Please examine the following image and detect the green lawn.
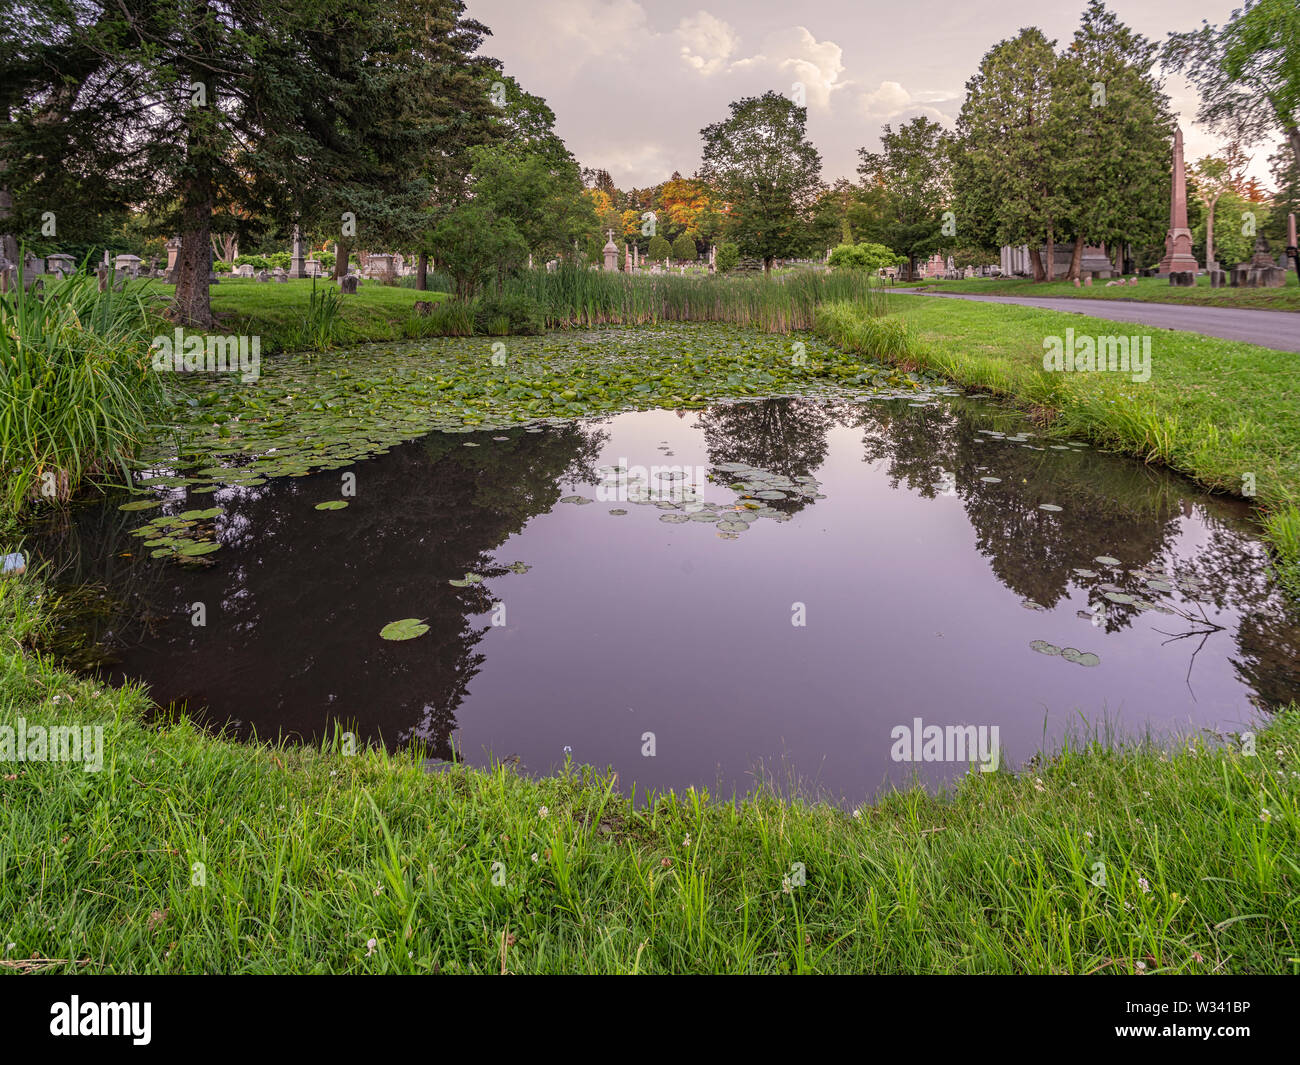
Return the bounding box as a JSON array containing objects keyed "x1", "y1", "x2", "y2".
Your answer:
[
  {"x1": 817, "y1": 296, "x2": 1300, "y2": 590},
  {"x1": 900, "y1": 271, "x2": 1300, "y2": 311},
  {"x1": 128, "y1": 277, "x2": 451, "y2": 351},
  {"x1": 0, "y1": 575, "x2": 1295, "y2": 974}
]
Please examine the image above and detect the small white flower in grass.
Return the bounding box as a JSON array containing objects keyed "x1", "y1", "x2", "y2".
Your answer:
[
  {"x1": 781, "y1": 876, "x2": 793, "y2": 895},
  {"x1": 531, "y1": 852, "x2": 538, "y2": 863},
  {"x1": 1259, "y1": 808, "x2": 1272, "y2": 823},
  {"x1": 1138, "y1": 877, "x2": 1150, "y2": 893},
  {"x1": 683, "y1": 833, "x2": 691, "y2": 847},
  {"x1": 538, "y1": 806, "x2": 548, "y2": 819},
  {"x1": 1084, "y1": 830, "x2": 1093, "y2": 840},
  {"x1": 1033, "y1": 778, "x2": 1046, "y2": 793},
  {"x1": 852, "y1": 808, "x2": 861, "y2": 819},
  {"x1": 1135, "y1": 960, "x2": 1146, "y2": 973},
  {"x1": 373, "y1": 883, "x2": 383, "y2": 896},
  {"x1": 366, "y1": 938, "x2": 377, "y2": 956},
  {"x1": 1142, "y1": 791, "x2": 1150, "y2": 798}
]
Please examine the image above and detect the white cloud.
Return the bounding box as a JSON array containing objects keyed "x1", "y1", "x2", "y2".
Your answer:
[
  {"x1": 676, "y1": 11, "x2": 739, "y2": 75},
  {"x1": 729, "y1": 27, "x2": 846, "y2": 110},
  {"x1": 858, "y1": 80, "x2": 954, "y2": 124}
]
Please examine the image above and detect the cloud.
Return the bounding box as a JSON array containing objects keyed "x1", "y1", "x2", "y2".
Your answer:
[
  {"x1": 676, "y1": 11, "x2": 739, "y2": 75},
  {"x1": 858, "y1": 80, "x2": 955, "y2": 124},
  {"x1": 729, "y1": 26, "x2": 847, "y2": 110}
]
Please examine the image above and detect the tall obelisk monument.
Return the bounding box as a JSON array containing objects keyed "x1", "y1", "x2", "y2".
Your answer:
[{"x1": 1158, "y1": 127, "x2": 1200, "y2": 277}]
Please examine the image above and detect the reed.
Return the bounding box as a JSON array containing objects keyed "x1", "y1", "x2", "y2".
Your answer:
[
  {"x1": 0, "y1": 268, "x2": 166, "y2": 513},
  {"x1": 501, "y1": 264, "x2": 890, "y2": 331}
]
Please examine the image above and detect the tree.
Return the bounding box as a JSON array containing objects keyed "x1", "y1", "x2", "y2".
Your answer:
[
  {"x1": 1165, "y1": 0, "x2": 1300, "y2": 164},
  {"x1": 952, "y1": 28, "x2": 1068, "y2": 281},
  {"x1": 716, "y1": 242, "x2": 739, "y2": 273},
  {"x1": 647, "y1": 233, "x2": 671, "y2": 263},
  {"x1": 699, "y1": 91, "x2": 823, "y2": 273},
  {"x1": 671, "y1": 232, "x2": 697, "y2": 261},
  {"x1": 1191, "y1": 146, "x2": 1249, "y2": 267},
  {"x1": 858, "y1": 117, "x2": 951, "y2": 281},
  {"x1": 1054, "y1": 1, "x2": 1173, "y2": 278},
  {"x1": 827, "y1": 242, "x2": 901, "y2": 272}
]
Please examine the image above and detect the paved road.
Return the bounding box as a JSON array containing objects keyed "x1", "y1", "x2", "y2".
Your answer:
[{"x1": 890, "y1": 289, "x2": 1300, "y2": 353}]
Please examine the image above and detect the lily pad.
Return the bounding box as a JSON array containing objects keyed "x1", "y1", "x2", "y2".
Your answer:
[
  {"x1": 1094, "y1": 556, "x2": 1121, "y2": 566},
  {"x1": 1030, "y1": 640, "x2": 1062, "y2": 656},
  {"x1": 380, "y1": 618, "x2": 429, "y2": 641},
  {"x1": 1038, "y1": 504, "x2": 1063, "y2": 512},
  {"x1": 119, "y1": 499, "x2": 162, "y2": 512},
  {"x1": 1060, "y1": 647, "x2": 1101, "y2": 667},
  {"x1": 979, "y1": 476, "x2": 1002, "y2": 484},
  {"x1": 315, "y1": 500, "x2": 349, "y2": 510}
]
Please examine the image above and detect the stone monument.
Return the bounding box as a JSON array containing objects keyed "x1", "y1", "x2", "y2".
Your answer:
[
  {"x1": 602, "y1": 230, "x2": 618, "y2": 273},
  {"x1": 288, "y1": 224, "x2": 307, "y2": 279},
  {"x1": 1157, "y1": 127, "x2": 1199, "y2": 284}
]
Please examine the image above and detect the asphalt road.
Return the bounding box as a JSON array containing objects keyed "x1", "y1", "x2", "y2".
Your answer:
[{"x1": 891, "y1": 289, "x2": 1300, "y2": 353}]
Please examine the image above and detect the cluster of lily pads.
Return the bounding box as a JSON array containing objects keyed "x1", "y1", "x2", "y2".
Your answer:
[
  {"x1": 381, "y1": 561, "x2": 533, "y2": 640},
  {"x1": 555, "y1": 459, "x2": 826, "y2": 540},
  {"x1": 112, "y1": 324, "x2": 942, "y2": 562},
  {"x1": 1024, "y1": 555, "x2": 1218, "y2": 668},
  {"x1": 122, "y1": 505, "x2": 224, "y2": 561}
]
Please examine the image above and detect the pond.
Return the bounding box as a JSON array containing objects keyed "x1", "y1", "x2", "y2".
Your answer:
[{"x1": 28, "y1": 344, "x2": 1300, "y2": 805}]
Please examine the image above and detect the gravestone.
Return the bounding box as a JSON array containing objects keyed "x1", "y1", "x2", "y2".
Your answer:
[
  {"x1": 1169, "y1": 271, "x2": 1195, "y2": 287},
  {"x1": 164, "y1": 237, "x2": 181, "y2": 284},
  {"x1": 255, "y1": 269, "x2": 270, "y2": 282},
  {"x1": 235, "y1": 263, "x2": 254, "y2": 278},
  {"x1": 288, "y1": 224, "x2": 307, "y2": 278},
  {"x1": 339, "y1": 274, "x2": 358, "y2": 294},
  {"x1": 1235, "y1": 236, "x2": 1286, "y2": 287},
  {"x1": 602, "y1": 230, "x2": 618, "y2": 272},
  {"x1": 46, "y1": 253, "x2": 75, "y2": 278}
]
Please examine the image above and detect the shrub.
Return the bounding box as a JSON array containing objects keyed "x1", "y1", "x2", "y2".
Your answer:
[
  {"x1": 715, "y1": 243, "x2": 740, "y2": 274},
  {"x1": 473, "y1": 292, "x2": 544, "y2": 335},
  {"x1": 672, "y1": 233, "x2": 697, "y2": 262},
  {"x1": 647, "y1": 234, "x2": 672, "y2": 264},
  {"x1": 828, "y1": 242, "x2": 903, "y2": 273}
]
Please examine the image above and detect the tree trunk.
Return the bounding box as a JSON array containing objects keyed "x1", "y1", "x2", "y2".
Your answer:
[
  {"x1": 334, "y1": 239, "x2": 351, "y2": 279},
  {"x1": 763, "y1": 256, "x2": 774, "y2": 275},
  {"x1": 1029, "y1": 246, "x2": 1046, "y2": 282},
  {"x1": 416, "y1": 251, "x2": 428, "y2": 291},
  {"x1": 1043, "y1": 231, "x2": 1055, "y2": 282},
  {"x1": 1067, "y1": 236, "x2": 1084, "y2": 281},
  {"x1": 171, "y1": 196, "x2": 215, "y2": 328}
]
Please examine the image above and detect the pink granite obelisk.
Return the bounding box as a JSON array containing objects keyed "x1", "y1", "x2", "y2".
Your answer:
[{"x1": 1158, "y1": 127, "x2": 1200, "y2": 276}]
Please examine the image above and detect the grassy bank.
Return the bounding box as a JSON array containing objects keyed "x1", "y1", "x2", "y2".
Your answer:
[
  {"x1": 0, "y1": 572, "x2": 1295, "y2": 974},
  {"x1": 815, "y1": 298, "x2": 1300, "y2": 592},
  {"x1": 902, "y1": 272, "x2": 1300, "y2": 311}
]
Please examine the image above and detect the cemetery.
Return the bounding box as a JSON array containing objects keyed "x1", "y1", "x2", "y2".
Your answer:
[{"x1": 0, "y1": 0, "x2": 1296, "y2": 981}]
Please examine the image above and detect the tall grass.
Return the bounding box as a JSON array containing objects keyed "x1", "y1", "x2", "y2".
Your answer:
[
  {"x1": 501, "y1": 264, "x2": 890, "y2": 332},
  {"x1": 0, "y1": 268, "x2": 165, "y2": 513}
]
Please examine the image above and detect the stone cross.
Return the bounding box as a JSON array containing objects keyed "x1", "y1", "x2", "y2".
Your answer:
[{"x1": 289, "y1": 224, "x2": 307, "y2": 278}]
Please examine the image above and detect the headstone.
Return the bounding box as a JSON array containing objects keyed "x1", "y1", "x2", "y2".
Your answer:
[
  {"x1": 96, "y1": 266, "x2": 109, "y2": 292},
  {"x1": 288, "y1": 224, "x2": 307, "y2": 278},
  {"x1": 44, "y1": 253, "x2": 75, "y2": 278},
  {"x1": 305, "y1": 259, "x2": 322, "y2": 277},
  {"x1": 164, "y1": 237, "x2": 181, "y2": 283},
  {"x1": 1169, "y1": 271, "x2": 1195, "y2": 287},
  {"x1": 235, "y1": 263, "x2": 254, "y2": 278},
  {"x1": 1157, "y1": 127, "x2": 1200, "y2": 279},
  {"x1": 1083, "y1": 276, "x2": 1092, "y2": 287},
  {"x1": 274, "y1": 272, "x2": 288, "y2": 283},
  {"x1": 1209, "y1": 268, "x2": 1225, "y2": 288},
  {"x1": 602, "y1": 230, "x2": 618, "y2": 273},
  {"x1": 255, "y1": 269, "x2": 270, "y2": 282},
  {"x1": 339, "y1": 274, "x2": 358, "y2": 294}
]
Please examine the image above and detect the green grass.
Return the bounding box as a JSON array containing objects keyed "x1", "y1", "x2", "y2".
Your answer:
[
  {"x1": 815, "y1": 297, "x2": 1300, "y2": 592},
  {"x1": 127, "y1": 277, "x2": 453, "y2": 352},
  {"x1": 0, "y1": 571, "x2": 1295, "y2": 974},
  {"x1": 0, "y1": 272, "x2": 167, "y2": 515},
  {"x1": 902, "y1": 271, "x2": 1300, "y2": 311}
]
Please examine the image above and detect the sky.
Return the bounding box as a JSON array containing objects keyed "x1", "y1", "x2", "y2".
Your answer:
[{"x1": 464, "y1": 0, "x2": 1277, "y2": 189}]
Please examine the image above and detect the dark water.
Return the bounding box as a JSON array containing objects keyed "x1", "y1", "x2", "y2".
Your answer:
[{"x1": 30, "y1": 396, "x2": 1300, "y2": 804}]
